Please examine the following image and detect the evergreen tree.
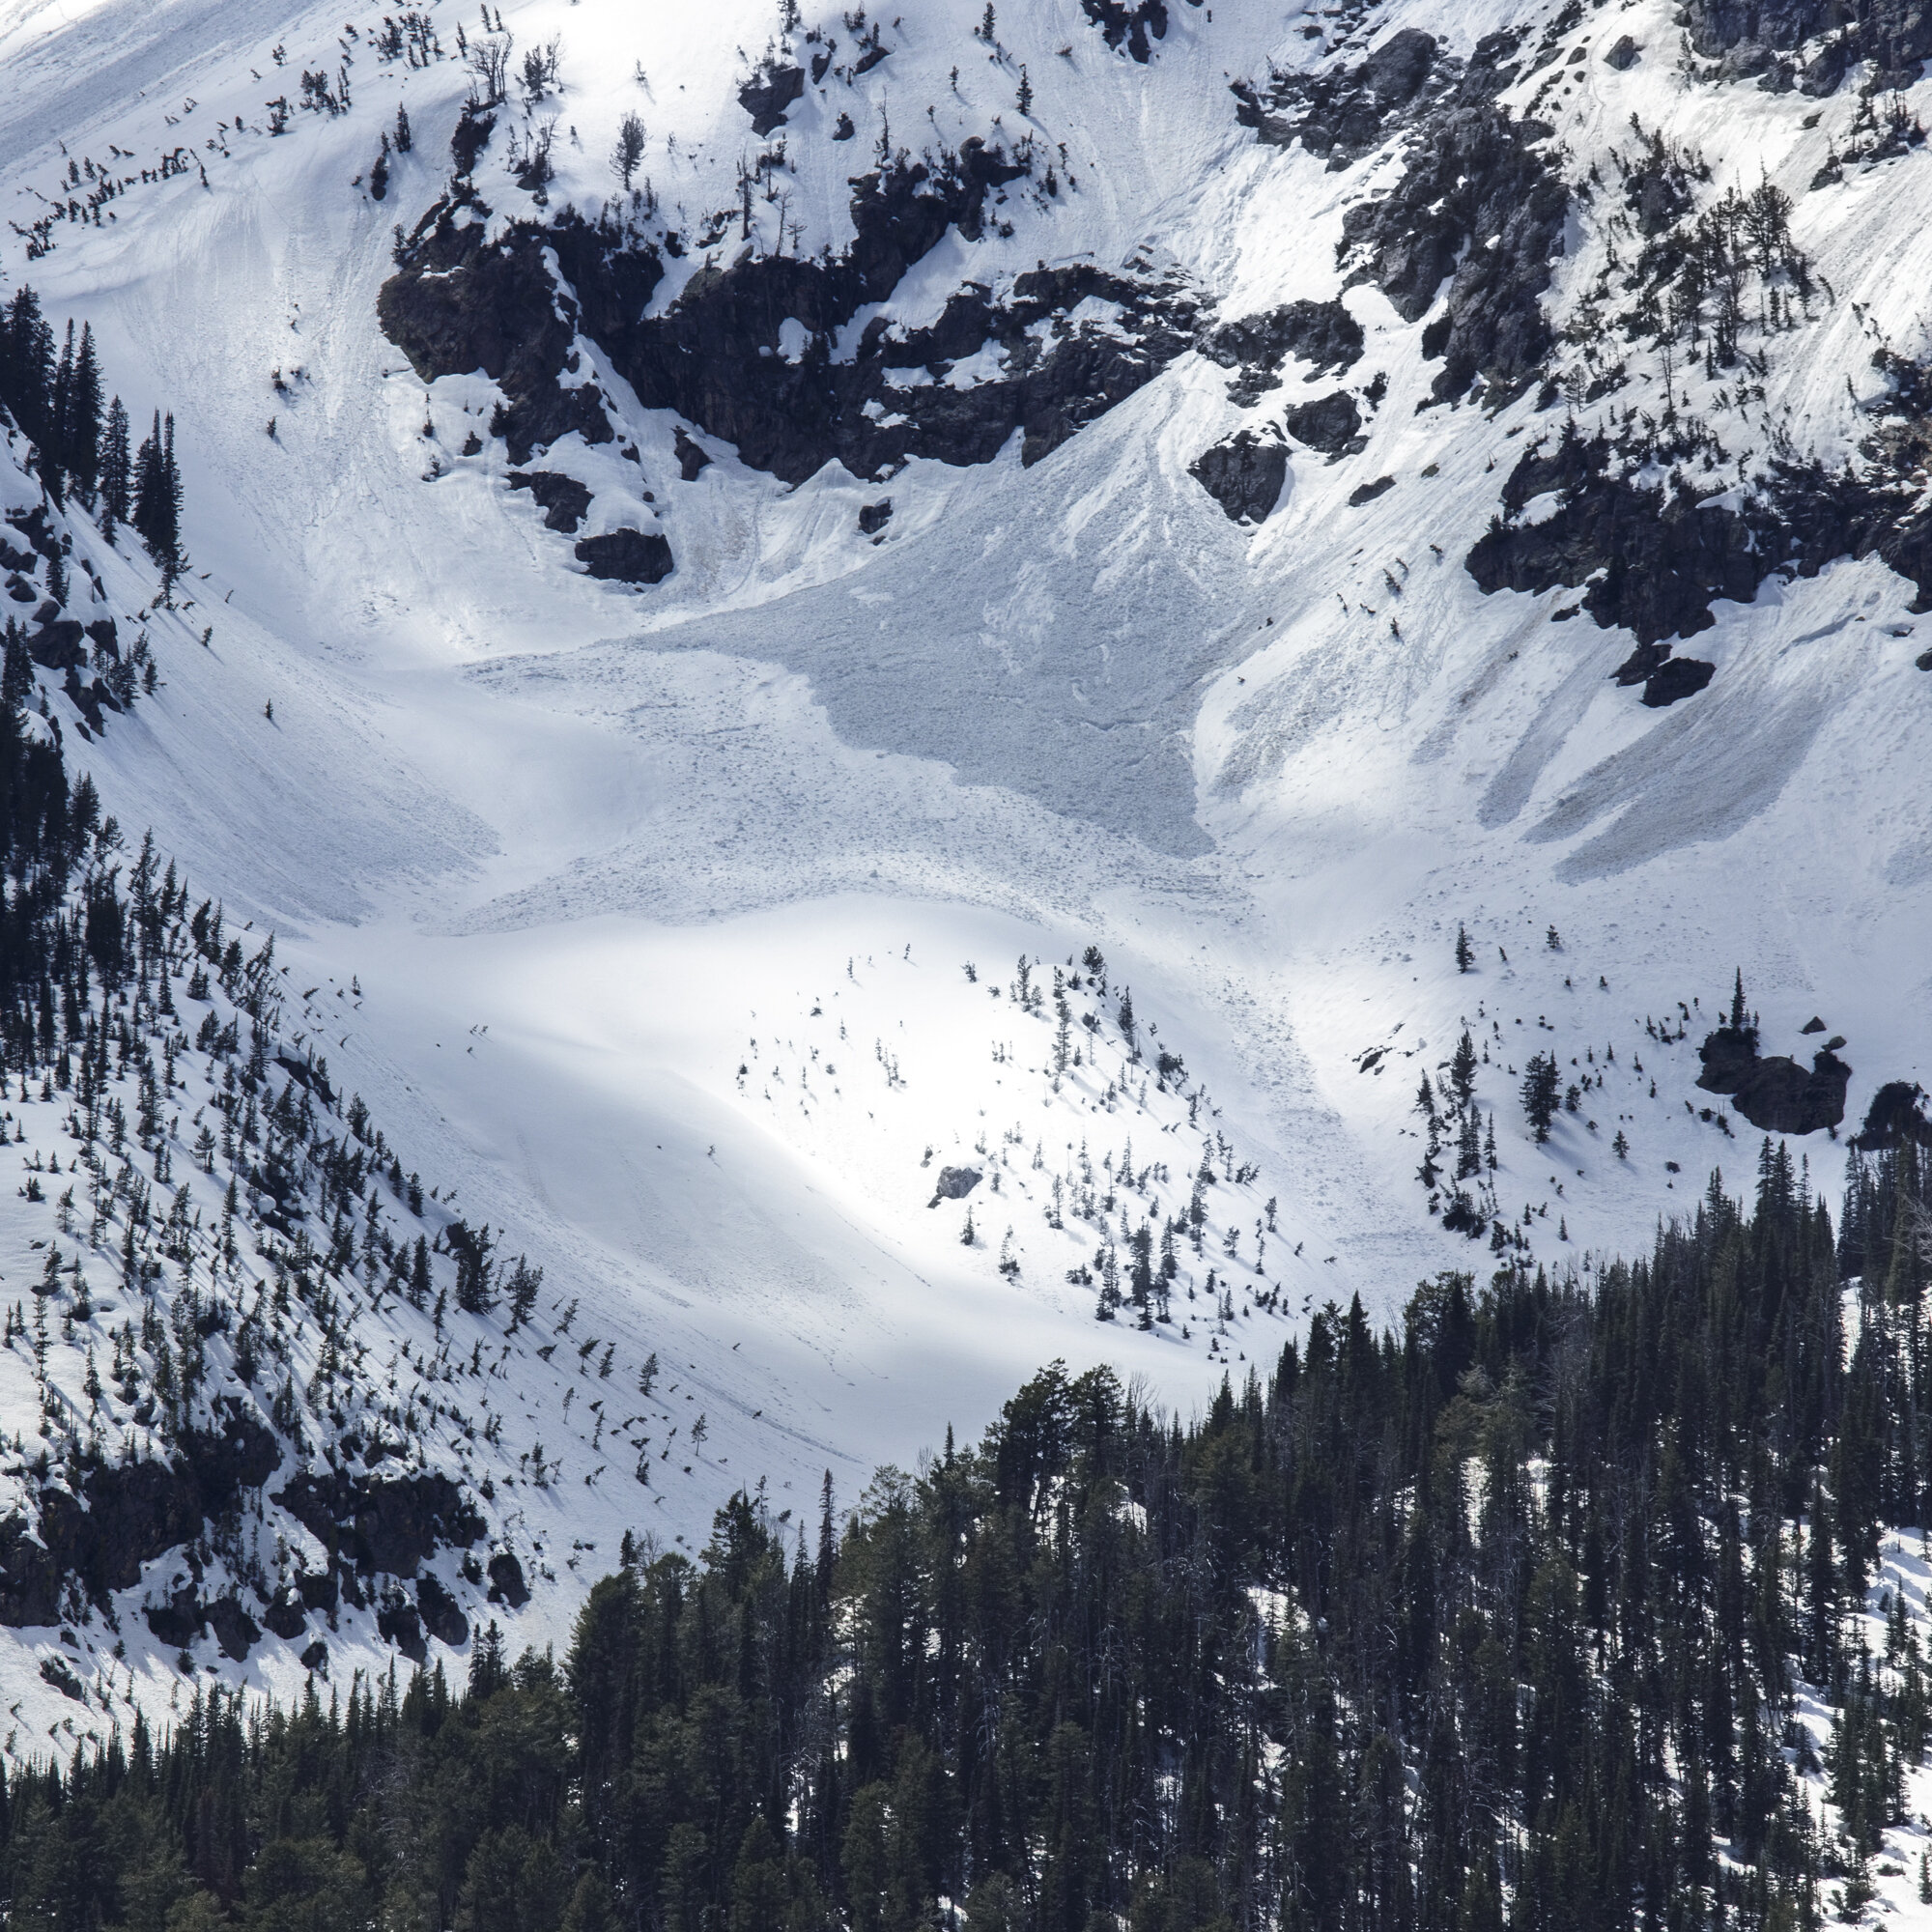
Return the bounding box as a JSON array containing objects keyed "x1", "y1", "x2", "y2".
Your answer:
[
  {"x1": 132, "y1": 410, "x2": 184, "y2": 582},
  {"x1": 1521, "y1": 1051, "x2": 1560, "y2": 1140},
  {"x1": 63, "y1": 322, "x2": 102, "y2": 503},
  {"x1": 99, "y1": 395, "x2": 131, "y2": 536},
  {"x1": 0, "y1": 286, "x2": 55, "y2": 449}
]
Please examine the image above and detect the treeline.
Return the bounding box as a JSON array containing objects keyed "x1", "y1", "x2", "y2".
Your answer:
[
  {"x1": 0, "y1": 1140, "x2": 1926, "y2": 1931},
  {"x1": 0, "y1": 285, "x2": 183, "y2": 574}
]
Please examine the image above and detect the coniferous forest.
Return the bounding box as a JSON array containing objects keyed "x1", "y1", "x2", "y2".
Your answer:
[
  {"x1": 0, "y1": 1143, "x2": 1924, "y2": 1932},
  {"x1": 1, "y1": 287, "x2": 184, "y2": 576}
]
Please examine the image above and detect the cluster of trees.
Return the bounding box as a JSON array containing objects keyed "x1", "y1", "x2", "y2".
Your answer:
[
  {"x1": 0, "y1": 286, "x2": 184, "y2": 574},
  {"x1": 0, "y1": 563, "x2": 559, "y2": 1510},
  {"x1": 2, "y1": 1138, "x2": 1926, "y2": 1932},
  {"x1": 1414, "y1": 1030, "x2": 1518, "y2": 1249}
]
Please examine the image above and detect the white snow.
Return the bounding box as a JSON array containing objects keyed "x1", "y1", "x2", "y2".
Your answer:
[{"x1": 0, "y1": 0, "x2": 1926, "y2": 1767}]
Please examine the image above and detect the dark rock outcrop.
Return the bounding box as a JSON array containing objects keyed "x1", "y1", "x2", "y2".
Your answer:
[
  {"x1": 1468, "y1": 422, "x2": 1764, "y2": 644},
  {"x1": 1640, "y1": 657, "x2": 1715, "y2": 706},
  {"x1": 575, "y1": 529, "x2": 673, "y2": 583},
  {"x1": 1190, "y1": 428, "x2": 1289, "y2": 523},
  {"x1": 263, "y1": 1584, "x2": 307, "y2": 1639},
  {"x1": 296, "y1": 1564, "x2": 339, "y2": 1611},
  {"x1": 147, "y1": 1586, "x2": 263, "y2": 1659},
  {"x1": 1681, "y1": 0, "x2": 1932, "y2": 89},
  {"x1": 929, "y1": 1165, "x2": 983, "y2": 1206},
  {"x1": 0, "y1": 1408, "x2": 277, "y2": 1627},
  {"x1": 673, "y1": 428, "x2": 712, "y2": 481},
  {"x1": 1851, "y1": 1080, "x2": 1932, "y2": 1150},
  {"x1": 417, "y1": 1573, "x2": 469, "y2": 1646},
  {"x1": 1282, "y1": 391, "x2": 1363, "y2": 456},
  {"x1": 39, "y1": 1654, "x2": 85, "y2": 1701},
  {"x1": 378, "y1": 1596, "x2": 427, "y2": 1662},
  {"x1": 1238, "y1": 29, "x2": 1564, "y2": 405},
  {"x1": 1611, "y1": 639, "x2": 1669, "y2": 686},
  {"x1": 272, "y1": 1468, "x2": 483, "y2": 1579},
  {"x1": 508, "y1": 469, "x2": 593, "y2": 533},
  {"x1": 738, "y1": 62, "x2": 805, "y2": 135},
  {"x1": 207, "y1": 1596, "x2": 262, "y2": 1662},
  {"x1": 63, "y1": 667, "x2": 118, "y2": 735},
  {"x1": 487, "y1": 1550, "x2": 529, "y2": 1607},
  {"x1": 1604, "y1": 34, "x2": 1641, "y2": 68},
  {"x1": 858, "y1": 498, "x2": 894, "y2": 536},
  {"x1": 1469, "y1": 399, "x2": 1932, "y2": 647},
  {"x1": 1081, "y1": 0, "x2": 1174, "y2": 63},
  {"x1": 1236, "y1": 29, "x2": 1443, "y2": 164},
  {"x1": 1697, "y1": 1024, "x2": 1849, "y2": 1133},
  {"x1": 1339, "y1": 34, "x2": 1567, "y2": 407},
  {"x1": 1200, "y1": 299, "x2": 1364, "y2": 405},
  {"x1": 382, "y1": 150, "x2": 1199, "y2": 489},
  {"x1": 27, "y1": 616, "x2": 85, "y2": 670},
  {"x1": 145, "y1": 1584, "x2": 204, "y2": 1647},
  {"x1": 1349, "y1": 475, "x2": 1397, "y2": 506},
  {"x1": 379, "y1": 198, "x2": 647, "y2": 464}
]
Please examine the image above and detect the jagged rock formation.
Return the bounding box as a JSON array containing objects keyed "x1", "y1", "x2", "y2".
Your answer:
[
  {"x1": 382, "y1": 136, "x2": 1199, "y2": 500},
  {"x1": 1190, "y1": 427, "x2": 1288, "y2": 523},
  {"x1": 1682, "y1": 0, "x2": 1932, "y2": 89},
  {"x1": 1236, "y1": 27, "x2": 1445, "y2": 164},
  {"x1": 507, "y1": 469, "x2": 592, "y2": 533},
  {"x1": 1199, "y1": 300, "x2": 1365, "y2": 407}
]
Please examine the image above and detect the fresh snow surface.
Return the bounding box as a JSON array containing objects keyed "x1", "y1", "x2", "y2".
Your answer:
[{"x1": 0, "y1": 0, "x2": 1926, "y2": 1747}]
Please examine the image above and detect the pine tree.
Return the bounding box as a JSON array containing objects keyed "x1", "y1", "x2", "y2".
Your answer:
[
  {"x1": 611, "y1": 111, "x2": 646, "y2": 191},
  {"x1": 1521, "y1": 1052, "x2": 1560, "y2": 1141},
  {"x1": 99, "y1": 396, "x2": 131, "y2": 536},
  {"x1": 132, "y1": 412, "x2": 161, "y2": 549},
  {"x1": 505, "y1": 1257, "x2": 543, "y2": 1328},
  {"x1": 1456, "y1": 1109, "x2": 1482, "y2": 1180},
  {"x1": 0, "y1": 287, "x2": 55, "y2": 450},
  {"x1": 46, "y1": 320, "x2": 73, "y2": 504},
  {"x1": 65, "y1": 323, "x2": 102, "y2": 503},
  {"x1": 1455, "y1": 923, "x2": 1474, "y2": 973}
]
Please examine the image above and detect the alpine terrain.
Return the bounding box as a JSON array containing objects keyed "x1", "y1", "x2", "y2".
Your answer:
[{"x1": 0, "y1": 0, "x2": 1928, "y2": 1922}]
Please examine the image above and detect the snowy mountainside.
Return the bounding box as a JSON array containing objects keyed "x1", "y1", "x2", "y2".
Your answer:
[{"x1": 0, "y1": 0, "x2": 1927, "y2": 1748}]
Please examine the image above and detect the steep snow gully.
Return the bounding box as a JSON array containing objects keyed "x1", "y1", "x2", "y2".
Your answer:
[{"x1": 0, "y1": 0, "x2": 1927, "y2": 1733}]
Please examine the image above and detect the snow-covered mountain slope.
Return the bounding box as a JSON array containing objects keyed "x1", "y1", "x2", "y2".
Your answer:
[{"x1": 0, "y1": 0, "x2": 1930, "y2": 1742}]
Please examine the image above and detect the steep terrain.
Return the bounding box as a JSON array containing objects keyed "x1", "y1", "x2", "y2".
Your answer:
[{"x1": 0, "y1": 0, "x2": 1928, "y2": 1757}]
